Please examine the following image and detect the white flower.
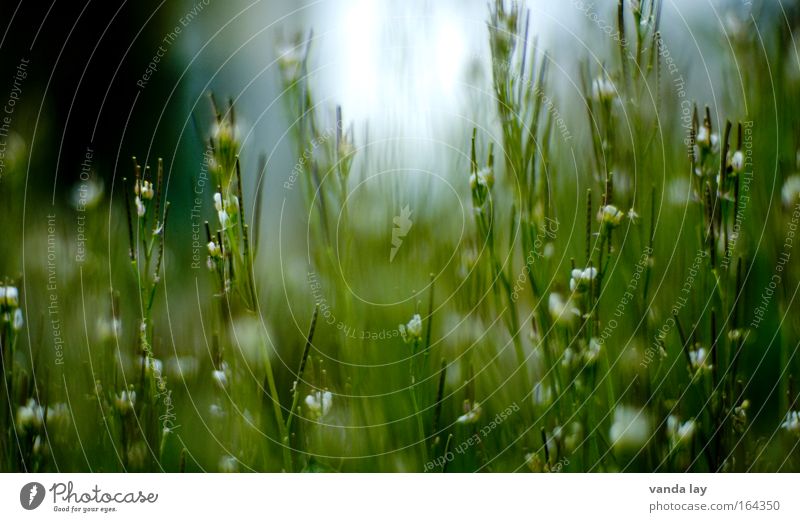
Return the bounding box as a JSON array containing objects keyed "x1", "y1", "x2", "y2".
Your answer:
[
  {"x1": 114, "y1": 389, "x2": 136, "y2": 415},
  {"x1": 781, "y1": 175, "x2": 800, "y2": 207},
  {"x1": 139, "y1": 356, "x2": 163, "y2": 378},
  {"x1": 46, "y1": 403, "x2": 70, "y2": 432},
  {"x1": 667, "y1": 415, "x2": 696, "y2": 447},
  {"x1": 135, "y1": 196, "x2": 146, "y2": 217},
  {"x1": 456, "y1": 401, "x2": 482, "y2": 424},
  {"x1": 548, "y1": 292, "x2": 579, "y2": 326},
  {"x1": 585, "y1": 338, "x2": 602, "y2": 365},
  {"x1": 730, "y1": 150, "x2": 744, "y2": 173},
  {"x1": 139, "y1": 180, "x2": 154, "y2": 200},
  {"x1": 207, "y1": 240, "x2": 221, "y2": 258},
  {"x1": 609, "y1": 406, "x2": 650, "y2": 452},
  {"x1": 277, "y1": 45, "x2": 304, "y2": 82},
  {"x1": 1, "y1": 286, "x2": 19, "y2": 308},
  {"x1": 696, "y1": 125, "x2": 710, "y2": 147},
  {"x1": 399, "y1": 313, "x2": 423, "y2": 343},
  {"x1": 305, "y1": 390, "x2": 333, "y2": 419},
  {"x1": 689, "y1": 346, "x2": 712, "y2": 374},
  {"x1": 16, "y1": 398, "x2": 44, "y2": 432},
  {"x1": 469, "y1": 167, "x2": 494, "y2": 191},
  {"x1": 598, "y1": 204, "x2": 624, "y2": 228},
  {"x1": 212, "y1": 369, "x2": 228, "y2": 390},
  {"x1": 218, "y1": 210, "x2": 230, "y2": 229},
  {"x1": 781, "y1": 411, "x2": 800, "y2": 435},
  {"x1": 12, "y1": 308, "x2": 23, "y2": 331},
  {"x1": 569, "y1": 267, "x2": 597, "y2": 293},
  {"x1": 218, "y1": 455, "x2": 239, "y2": 473},
  {"x1": 591, "y1": 76, "x2": 616, "y2": 102},
  {"x1": 213, "y1": 192, "x2": 223, "y2": 212},
  {"x1": 627, "y1": 208, "x2": 640, "y2": 224},
  {"x1": 532, "y1": 382, "x2": 552, "y2": 406}
]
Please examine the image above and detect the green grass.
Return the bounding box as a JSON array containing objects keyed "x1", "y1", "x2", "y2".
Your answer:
[{"x1": 2, "y1": 0, "x2": 800, "y2": 472}]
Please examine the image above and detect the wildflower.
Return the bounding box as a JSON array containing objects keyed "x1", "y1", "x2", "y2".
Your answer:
[
  {"x1": 277, "y1": 44, "x2": 304, "y2": 82},
  {"x1": 781, "y1": 175, "x2": 800, "y2": 207},
  {"x1": 218, "y1": 209, "x2": 230, "y2": 229},
  {"x1": 469, "y1": 166, "x2": 494, "y2": 191},
  {"x1": 569, "y1": 266, "x2": 597, "y2": 293},
  {"x1": 138, "y1": 180, "x2": 154, "y2": 200},
  {"x1": 609, "y1": 405, "x2": 650, "y2": 452},
  {"x1": 16, "y1": 398, "x2": 44, "y2": 432},
  {"x1": 666, "y1": 415, "x2": 696, "y2": 448},
  {"x1": 688, "y1": 345, "x2": 712, "y2": 374},
  {"x1": 305, "y1": 390, "x2": 333, "y2": 419},
  {"x1": 399, "y1": 313, "x2": 423, "y2": 344},
  {"x1": 598, "y1": 204, "x2": 624, "y2": 228},
  {"x1": 207, "y1": 240, "x2": 221, "y2": 258},
  {"x1": 532, "y1": 381, "x2": 553, "y2": 407},
  {"x1": 525, "y1": 452, "x2": 545, "y2": 472},
  {"x1": 212, "y1": 368, "x2": 228, "y2": 390},
  {"x1": 548, "y1": 292, "x2": 579, "y2": 326},
  {"x1": 213, "y1": 192, "x2": 223, "y2": 212},
  {"x1": 584, "y1": 337, "x2": 602, "y2": 365},
  {"x1": 135, "y1": 196, "x2": 146, "y2": 217},
  {"x1": 730, "y1": 150, "x2": 745, "y2": 174},
  {"x1": 780, "y1": 411, "x2": 800, "y2": 435},
  {"x1": 627, "y1": 208, "x2": 640, "y2": 224},
  {"x1": 456, "y1": 400, "x2": 482, "y2": 424},
  {"x1": 696, "y1": 125, "x2": 710, "y2": 148},
  {"x1": 591, "y1": 75, "x2": 616, "y2": 102},
  {"x1": 114, "y1": 388, "x2": 136, "y2": 415},
  {"x1": 11, "y1": 308, "x2": 23, "y2": 331},
  {"x1": 46, "y1": 403, "x2": 70, "y2": 432},
  {"x1": 33, "y1": 435, "x2": 49, "y2": 457},
  {"x1": 1, "y1": 286, "x2": 19, "y2": 308},
  {"x1": 139, "y1": 356, "x2": 163, "y2": 378},
  {"x1": 219, "y1": 455, "x2": 239, "y2": 473}
]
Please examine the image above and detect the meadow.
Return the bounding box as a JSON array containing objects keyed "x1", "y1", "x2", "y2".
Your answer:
[{"x1": 2, "y1": 0, "x2": 800, "y2": 472}]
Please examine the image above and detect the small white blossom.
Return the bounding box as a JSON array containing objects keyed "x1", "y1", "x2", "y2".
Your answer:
[
  {"x1": 207, "y1": 240, "x2": 221, "y2": 258},
  {"x1": 569, "y1": 267, "x2": 597, "y2": 293},
  {"x1": 12, "y1": 308, "x2": 23, "y2": 331},
  {"x1": 591, "y1": 76, "x2": 616, "y2": 102},
  {"x1": 212, "y1": 369, "x2": 228, "y2": 390},
  {"x1": 689, "y1": 346, "x2": 712, "y2": 374},
  {"x1": 139, "y1": 180, "x2": 154, "y2": 200},
  {"x1": 781, "y1": 411, "x2": 800, "y2": 435},
  {"x1": 469, "y1": 167, "x2": 494, "y2": 191},
  {"x1": 305, "y1": 390, "x2": 333, "y2": 419},
  {"x1": 16, "y1": 398, "x2": 44, "y2": 432},
  {"x1": 218, "y1": 210, "x2": 230, "y2": 229},
  {"x1": 696, "y1": 125, "x2": 710, "y2": 148},
  {"x1": 609, "y1": 406, "x2": 650, "y2": 452},
  {"x1": 548, "y1": 292, "x2": 579, "y2": 326},
  {"x1": 532, "y1": 382, "x2": 552, "y2": 406},
  {"x1": 730, "y1": 150, "x2": 745, "y2": 173},
  {"x1": 135, "y1": 196, "x2": 146, "y2": 217},
  {"x1": 598, "y1": 204, "x2": 624, "y2": 228},
  {"x1": 781, "y1": 175, "x2": 800, "y2": 207},
  {"x1": 1, "y1": 286, "x2": 19, "y2": 308},
  {"x1": 399, "y1": 313, "x2": 423, "y2": 343},
  {"x1": 456, "y1": 401, "x2": 482, "y2": 424},
  {"x1": 219, "y1": 455, "x2": 239, "y2": 473},
  {"x1": 667, "y1": 415, "x2": 696, "y2": 448},
  {"x1": 213, "y1": 192, "x2": 223, "y2": 212},
  {"x1": 114, "y1": 389, "x2": 136, "y2": 415},
  {"x1": 585, "y1": 338, "x2": 602, "y2": 365}
]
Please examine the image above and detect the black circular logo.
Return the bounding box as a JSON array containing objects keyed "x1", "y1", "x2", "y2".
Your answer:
[{"x1": 20, "y1": 482, "x2": 45, "y2": 510}]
